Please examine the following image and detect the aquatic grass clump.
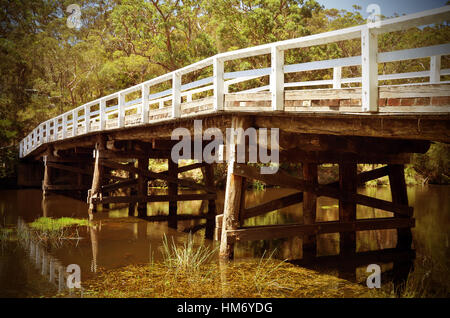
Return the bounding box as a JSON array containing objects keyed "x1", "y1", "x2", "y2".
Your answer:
[
  {"x1": 253, "y1": 249, "x2": 288, "y2": 293},
  {"x1": 0, "y1": 227, "x2": 14, "y2": 241},
  {"x1": 160, "y1": 233, "x2": 216, "y2": 272},
  {"x1": 29, "y1": 217, "x2": 89, "y2": 232},
  {"x1": 28, "y1": 217, "x2": 90, "y2": 246}
]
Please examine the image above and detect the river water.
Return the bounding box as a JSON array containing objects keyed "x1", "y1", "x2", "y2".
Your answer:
[{"x1": 0, "y1": 185, "x2": 449, "y2": 297}]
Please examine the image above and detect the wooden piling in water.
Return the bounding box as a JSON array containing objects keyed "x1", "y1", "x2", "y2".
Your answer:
[
  {"x1": 388, "y1": 164, "x2": 412, "y2": 250},
  {"x1": 42, "y1": 148, "x2": 54, "y2": 197},
  {"x1": 168, "y1": 158, "x2": 179, "y2": 229},
  {"x1": 89, "y1": 137, "x2": 106, "y2": 213},
  {"x1": 203, "y1": 164, "x2": 217, "y2": 239},
  {"x1": 302, "y1": 162, "x2": 318, "y2": 258},
  {"x1": 339, "y1": 162, "x2": 357, "y2": 255},
  {"x1": 219, "y1": 116, "x2": 252, "y2": 260},
  {"x1": 137, "y1": 157, "x2": 149, "y2": 217}
]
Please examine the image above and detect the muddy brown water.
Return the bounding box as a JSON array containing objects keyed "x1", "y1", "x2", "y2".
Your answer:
[{"x1": 0, "y1": 185, "x2": 449, "y2": 297}]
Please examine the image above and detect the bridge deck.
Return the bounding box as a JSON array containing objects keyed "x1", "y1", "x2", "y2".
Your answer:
[{"x1": 20, "y1": 6, "x2": 450, "y2": 158}]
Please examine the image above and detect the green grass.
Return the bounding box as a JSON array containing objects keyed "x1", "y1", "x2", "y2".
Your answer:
[
  {"x1": 0, "y1": 227, "x2": 14, "y2": 248},
  {"x1": 29, "y1": 217, "x2": 89, "y2": 232},
  {"x1": 27, "y1": 217, "x2": 90, "y2": 246},
  {"x1": 160, "y1": 233, "x2": 217, "y2": 273},
  {"x1": 253, "y1": 249, "x2": 288, "y2": 293}
]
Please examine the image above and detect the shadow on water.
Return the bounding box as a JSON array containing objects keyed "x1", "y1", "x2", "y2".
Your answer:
[{"x1": 0, "y1": 185, "x2": 449, "y2": 297}]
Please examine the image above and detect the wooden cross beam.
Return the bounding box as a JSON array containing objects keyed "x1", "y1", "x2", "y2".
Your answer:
[
  {"x1": 243, "y1": 192, "x2": 303, "y2": 219},
  {"x1": 226, "y1": 217, "x2": 415, "y2": 243},
  {"x1": 100, "y1": 159, "x2": 215, "y2": 193},
  {"x1": 91, "y1": 193, "x2": 217, "y2": 204},
  {"x1": 46, "y1": 162, "x2": 93, "y2": 175},
  {"x1": 101, "y1": 178, "x2": 138, "y2": 192},
  {"x1": 99, "y1": 149, "x2": 170, "y2": 160},
  {"x1": 240, "y1": 165, "x2": 391, "y2": 220},
  {"x1": 232, "y1": 163, "x2": 412, "y2": 217}
]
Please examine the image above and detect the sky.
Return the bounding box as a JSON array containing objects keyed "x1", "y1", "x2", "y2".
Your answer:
[{"x1": 317, "y1": 0, "x2": 448, "y2": 18}]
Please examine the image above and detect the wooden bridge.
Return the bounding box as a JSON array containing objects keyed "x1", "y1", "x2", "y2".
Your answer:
[{"x1": 18, "y1": 7, "x2": 450, "y2": 260}]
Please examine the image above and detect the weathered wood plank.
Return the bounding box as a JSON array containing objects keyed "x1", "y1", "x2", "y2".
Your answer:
[
  {"x1": 177, "y1": 162, "x2": 207, "y2": 173},
  {"x1": 43, "y1": 184, "x2": 90, "y2": 191},
  {"x1": 227, "y1": 217, "x2": 415, "y2": 242},
  {"x1": 91, "y1": 193, "x2": 217, "y2": 204},
  {"x1": 243, "y1": 192, "x2": 303, "y2": 219},
  {"x1": 46, "y1": 162, "x2": 93, "y2": 175},
  {"x1": 101, "y1": 178, "x2": 138, "y2": 192}
]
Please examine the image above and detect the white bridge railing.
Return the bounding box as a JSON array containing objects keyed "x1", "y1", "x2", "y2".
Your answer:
[{"x1": 19, "y1": 6, "x2": 450, "y2": 158}]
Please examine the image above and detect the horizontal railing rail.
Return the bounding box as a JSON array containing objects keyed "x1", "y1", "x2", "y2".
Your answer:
[{"x1": 19, "y1": 6, "x2": 450, "y2": 158}]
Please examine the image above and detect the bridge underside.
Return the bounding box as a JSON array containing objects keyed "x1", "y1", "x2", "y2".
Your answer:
[{"x1": 20, "y1": 109, "x2": 448, "y2": 259}]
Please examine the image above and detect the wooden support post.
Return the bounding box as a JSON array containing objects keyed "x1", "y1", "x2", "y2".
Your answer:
[
  {"x1": 128, "y1": 168, "x2": 137, "y2": 217},
  {"x1": 89, "y1": 138, "x2": 106, "y2": 214},
  {"x1": 101, "y1": 166, "x2": 111, "y2": 210},
  {"x1": 219, "y1": 116, "x2": 252, "y2": 260},
  {"x1": 388, "y1": 164, "x2": 412, "y2": 250},
  {"x1": 42, "y1": 155, "x2": 53, "y2": 197},
  {"x1": 203, "y1": 164, "x2": 217, "y2": 240},
  {"x1": 168, "y1": 158, "x2": 178, "y2": 228},
  {"x1": 339, "y1": 162, "x2": 357, "y2": 255},
  {"x1": 303, "y1": 162, "x2": 318, "y2": 258},
  {"x1": 137, "y1": 158, "x2": 149, "y2": 217}
]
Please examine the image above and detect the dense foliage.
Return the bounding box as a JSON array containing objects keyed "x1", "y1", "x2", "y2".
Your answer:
[{"x1": 0, "y1": 1, "x2": 448, "y2": 183}]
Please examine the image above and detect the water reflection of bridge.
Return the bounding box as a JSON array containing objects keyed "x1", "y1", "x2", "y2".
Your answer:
[{"x1": 18, "y1": 7, "x2": 450, "y2": 264}]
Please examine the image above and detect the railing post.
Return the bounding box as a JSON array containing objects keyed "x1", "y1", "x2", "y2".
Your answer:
[
  {"x1": 430, "y1": 55, "x2": 441, "y2": 83},
  {"x1": 213, "y1": 57, "x2": 224, "y2": 111},
  {"x1": 172, "y1": 72, "x2": 181, "y2": 118},
  {"x1": 38, "y1": 125, "x2": 43, "y2": 145},
  {"x1": 333, "y1": 66, "x2": 342, "y2": 89},
  {"x1": 270, "y1": 45, "x2": 284, "y2": 111},
  {"x1": 118, "y1": 93, "x2": 125, "y2": 128},
  {"x1": 99, "y1": 98, "x2": 106, "y2": 130},
  {"x1": 19, "y1": 140, "x2": 23, "y2": 158},
  {"x1": 361, "y1": 26, "x2": 378, "y2": 112},
  {"x1": 45, "y1": 121, "x2": 50, "y2": 143},
  {"x1": 62, "y1": 115, "x2": 67, "y2": 139},
  {"x1": 141, "y1": 84, "x2": 149, "y2": 124},
  {"x1": 33, "y1": 129, "x2": 37, "y2": 147},
  {"x1": 72, "y1": 109, "x2": 78, "y2": 137},
  {"x1": 53, "y1": 118, "x2": 58, "y2": 141},
  {"x1": 85, "y1": 104, "x2": 91, "y2": 134},
  {"x1": 27, "y1": 135, "x2": 31, "y2": 153}
]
